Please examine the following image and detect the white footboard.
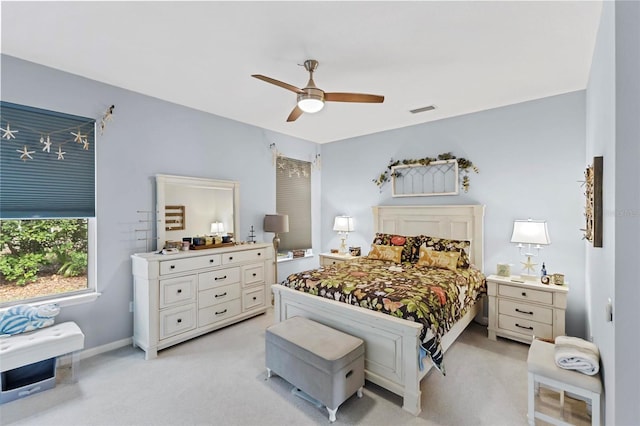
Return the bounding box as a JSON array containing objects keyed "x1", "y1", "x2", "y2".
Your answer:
[{"x1": 271, "y1": 284, "x2": 481, "y2": 416}]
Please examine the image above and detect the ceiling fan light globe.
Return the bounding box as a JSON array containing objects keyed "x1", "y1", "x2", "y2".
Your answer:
[{"x1": 297, "y1": 91, "x2": 324, "y2": 113}]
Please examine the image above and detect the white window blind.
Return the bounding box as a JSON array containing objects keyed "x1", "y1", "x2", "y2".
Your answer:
[{"x1": 276, "y1": 156, "x2": 311, "y2": 251}]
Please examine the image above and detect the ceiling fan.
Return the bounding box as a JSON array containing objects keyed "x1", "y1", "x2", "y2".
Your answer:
[{"x1": 252, "y1": 59, "x2": 384, "y2": 122}]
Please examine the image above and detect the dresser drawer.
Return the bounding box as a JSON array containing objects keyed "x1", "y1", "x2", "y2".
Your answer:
[
  {"x1": 498, "y1": 299, "x2": 552, "y2": 324},
  {"x1": 199, "y1": 283, "x2": 241, "y2": 309},
  {"x1": 242, "y1": 264, "x2": 264, "y2": 286},
  {"x1": 198, "y1": 299, "x2": 242, "y2": 327},
  {"x1": 243, "y1": 287, "x2": 265, "y2": 311},
  {"x1": 221, "y1": 248, "x2": 267, "y2": 265},
  {"x1": 498, "y1": 284, "x2": 553, "y2": 305},
  {"x1": 160, "y1": 304, "x2": 196, "y2": 339},
  {"x1": 159, "y1": 275, "x2": 197, "y2": 308},
  {"x1": 498, "y1": 314, "x2": 552, "y2": 340},
  {"x1": 321, "y1": 257, "x2": 343, "y2": 266},
  {"x1": 198, "y1": 268, "x2": 240, "y2": 290},
  {"x1": 160, "y1": 254, "x2": 222, "y2": 275}
]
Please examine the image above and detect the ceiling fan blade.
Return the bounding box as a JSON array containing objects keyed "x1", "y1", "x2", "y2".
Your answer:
[
  {"x1": 252, "y1": 74, "x2": 303, "y2": 94},
  {"x1": 324, "y1": 92, "x2": 384, "y2": 103},
  {"x1": 286, "y1": 106, "x2": 303, "y2": 122}
]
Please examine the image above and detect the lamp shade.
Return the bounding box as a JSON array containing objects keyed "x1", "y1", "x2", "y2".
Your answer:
[
  {"x1": 333, "y1": 216, "x2": 354, "y2": 233},
  {"x1": 510, "y1": 220, "x2": 550, "y2": 245},
  {"x1": 264, "y1": 214, "x2": 289, "y2": 233},
  {"x1": 210, "y1": 222, "x2": 225, "y2": 234}
]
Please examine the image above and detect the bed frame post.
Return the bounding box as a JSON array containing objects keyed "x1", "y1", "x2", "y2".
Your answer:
[{"x1": 401, "y1": 329, "x2": 422, "y2": 415}]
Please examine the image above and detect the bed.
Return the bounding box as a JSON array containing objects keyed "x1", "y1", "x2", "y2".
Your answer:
[{"x1": 271, "y1": 204, "x2": 485, "y2": 415}]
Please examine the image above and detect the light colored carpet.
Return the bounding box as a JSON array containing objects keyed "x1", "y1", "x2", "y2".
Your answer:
[{"x1": 1, "y1": 309, "x2": 591, "y2": 425}]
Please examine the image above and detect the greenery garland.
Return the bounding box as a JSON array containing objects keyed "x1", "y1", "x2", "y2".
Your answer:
[{"x1": 373, "y1": 152, "x2": 479, "y2": 192}]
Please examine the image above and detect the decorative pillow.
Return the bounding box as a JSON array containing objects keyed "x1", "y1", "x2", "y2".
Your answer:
[
  {"x1": 367, "y1": 244, "x2": 403, "y2": 263},
  {"x1": 371, "y1": 233, "x2": 420, "y2": 263},
  {"x1": 0, "y1": 303, "x2": 60, "y2": 336},
  {"x1": 416, "y1": 246, "x2": 460, "y2": 271},
  {"x1": 419, "y1": 235, "x2": 471, "y2": 269}
]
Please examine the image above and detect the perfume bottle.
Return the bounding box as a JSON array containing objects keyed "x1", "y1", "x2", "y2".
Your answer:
[{"x1": 541, "y1": 262, "x2": 547, "y2": 277}]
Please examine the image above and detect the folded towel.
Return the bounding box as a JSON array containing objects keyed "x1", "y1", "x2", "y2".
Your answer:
[{"x1": 554, "y1": 335, "x2": 600, "y2": 376}]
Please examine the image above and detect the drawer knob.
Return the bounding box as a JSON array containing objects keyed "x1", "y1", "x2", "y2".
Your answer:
[
  {"x1": 252, "y1": 296, "x2": 257, "y2": 301},
  {"x1": 515, "y1": 323, "x2": 533, "y2": 331},
  {"x1": 215, "y1": 275, "x2": 227, "y2": 281},
  {"x1": 521, "y1": 292, "x2": 527, "y2": 297},
  {"x1": 215, "y1": 309, "x2": 228, "y2": 316},
  {"x1": 252, "y1": 273, "x2": 257, "y2": 277},
  {"x1": 215, "y1": 292, "x2": 227, "y2": 298},
  {"x1": 228, "y1": 256, "x2": 233, "y2": 261},
  {"x1": 515, "y1": 308, "x2": 533, "y2": 315},
  {"x1": 257, "y1": 252, "x2": 261, "y2": 256},
  {"x1": 170, "y1": 265, "x2": 176, "y2": 269},
  {"x1": 177, "y1": 318, "x2": 182, "y2": 323},
  {"x1": 177, "y1": 289, "x2": 182, "y2": 294},
  {"x1": 209, "y1": 259, "x2": 215, "y2": 263}
]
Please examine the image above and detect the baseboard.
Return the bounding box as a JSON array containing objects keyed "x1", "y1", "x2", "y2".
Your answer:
[{"x1": 58, "y1": 337, "x2": 132, "y2": 366}]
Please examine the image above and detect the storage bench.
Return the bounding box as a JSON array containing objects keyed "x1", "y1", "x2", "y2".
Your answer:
[
  {"x1": 0, "y1": 321, "x2": 84, "y2": 404},
  {"x1": 266, "y1": 316, "x2": 364, "y2": 422}
]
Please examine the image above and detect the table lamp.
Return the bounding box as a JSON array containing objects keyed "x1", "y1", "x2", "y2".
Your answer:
[{"x1": 511, "y1": 219, "x2": 550, "y2": 280}]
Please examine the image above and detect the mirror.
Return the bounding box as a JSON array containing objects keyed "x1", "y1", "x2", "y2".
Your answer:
[{"x1": 156, "y1": 174, "x2": 239, "y2": 250}]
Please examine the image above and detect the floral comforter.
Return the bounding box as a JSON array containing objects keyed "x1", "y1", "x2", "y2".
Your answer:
[{"x1": 280, "y1": 258, "x2": 486, "y2": 373}]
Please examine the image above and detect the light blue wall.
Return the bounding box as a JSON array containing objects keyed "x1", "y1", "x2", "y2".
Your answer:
[
  {"x1": 613, "y1": 1, "x2": 640, "y2": 423},
  {"x1": 586, "y1": 1, "x2": 640, "y2": 423},
  {"x1": 585, "y1": 1, "x2": 616, "y2": 423},
  {"x1": 0, "y1": 54, "x2": 319, "y2": 349},
  {"x1": 321, "y1": 92, "x2": 587, "y2": 338}
]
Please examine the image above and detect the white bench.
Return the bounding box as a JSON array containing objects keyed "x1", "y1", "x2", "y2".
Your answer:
[
  {"x1": 0, "y1": 321, "x2": 84, "y2": 403},
  {"x1": 265, "y1": 316, "x2": 365, "y2": 422},
  {"x1": 527, "y1": 339, "x2": 603, "y2": 426}
]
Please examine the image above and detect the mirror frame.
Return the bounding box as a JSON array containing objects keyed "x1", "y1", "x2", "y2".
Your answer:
[{"x1": 156, "y1": 174, "x2": 240, "y2": 250}]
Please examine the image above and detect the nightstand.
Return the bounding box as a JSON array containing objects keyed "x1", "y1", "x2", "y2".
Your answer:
[
  {"x1": 486, "y1": 274, "x2": 568, "y2": 344},
  {"x1": 319, "y1": 252, "x2": 358, "y2": 267}
]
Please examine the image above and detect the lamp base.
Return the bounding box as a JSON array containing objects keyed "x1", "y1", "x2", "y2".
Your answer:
[
  {"x1": 338, "y1": 236, "x2": 348, "y2": 255},
  {"x1": 519, "y1": 273, "x2": 538, "y2": 282}
]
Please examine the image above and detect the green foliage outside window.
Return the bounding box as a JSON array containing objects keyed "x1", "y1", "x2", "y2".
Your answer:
[{"x1": 0, "y1": 219, "x2": 88, "y2": 286}]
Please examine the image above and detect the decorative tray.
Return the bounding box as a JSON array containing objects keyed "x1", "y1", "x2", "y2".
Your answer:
[{"x1": 191, "y1": 242, "x2": 235, "y2": 250}]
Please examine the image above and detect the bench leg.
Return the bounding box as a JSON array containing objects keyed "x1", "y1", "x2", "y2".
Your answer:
[
  {"x1": 327, "y1": 406, "x2": 338, "y2": 423},
  {"x1": 266, "y1": 368, "x2": 273, "y2": 378},
  {"x1": 70, "y1": 350, "x2": 81, "y2": 383},
  {"x1": 357, "y1": 386, "x2": 363, "y2": 398},
  {"x1": 528, "y1": 372, "x2": 536, "y2": 426}
]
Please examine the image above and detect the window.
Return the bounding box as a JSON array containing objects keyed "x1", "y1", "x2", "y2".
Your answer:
[
  {"x1": 0, "y1": 102, "x2": 96, "y2": 306},
  {"x1": 275, "y1": 156, "x2": 312, "y2": 253}
]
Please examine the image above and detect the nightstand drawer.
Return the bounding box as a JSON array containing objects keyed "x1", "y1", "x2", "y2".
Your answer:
[
  {"x1": 498, "y1": 299, "x2": 552, "y2": 324},
  {"x1": 498, "y1": 284, "x2": 553, "y2": 305},
  {"x1": 498, "y1": 314, "x2": 552, "y2": 339}
]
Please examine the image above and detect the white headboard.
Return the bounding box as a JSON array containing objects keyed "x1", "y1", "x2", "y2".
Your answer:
[{"x1": 372, "y1": 205, "x2": 485, "y2": 271}]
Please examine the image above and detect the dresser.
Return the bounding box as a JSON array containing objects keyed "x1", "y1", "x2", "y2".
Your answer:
[
  {"x1": 486, "y1": 274, "x2": 568, "y2": 344},
  {"x1": 131, "y1": 243, "x2": 274, "y2": 359},
  {"x1": 319, "y1": 252, "x2": 359, "y2": 267}
]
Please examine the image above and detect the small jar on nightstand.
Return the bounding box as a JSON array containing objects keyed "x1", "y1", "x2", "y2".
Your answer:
[{"x1": 319, "y1": 252, "x2": 359, "y2": 267}]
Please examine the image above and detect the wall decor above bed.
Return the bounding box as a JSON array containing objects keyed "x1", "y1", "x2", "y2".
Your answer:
[{"x1": 373, "y1": 152, "x2": 479, "y2": 194}]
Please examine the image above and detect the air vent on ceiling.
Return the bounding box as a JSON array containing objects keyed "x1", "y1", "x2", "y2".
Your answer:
[{"x1": 409, "y1": 105, "x2": 436, "y2": 114}]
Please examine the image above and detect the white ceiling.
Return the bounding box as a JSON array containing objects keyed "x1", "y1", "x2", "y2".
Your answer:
[{"x1": 1, "y1": 1, "x2": 602, "y2": 144}]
